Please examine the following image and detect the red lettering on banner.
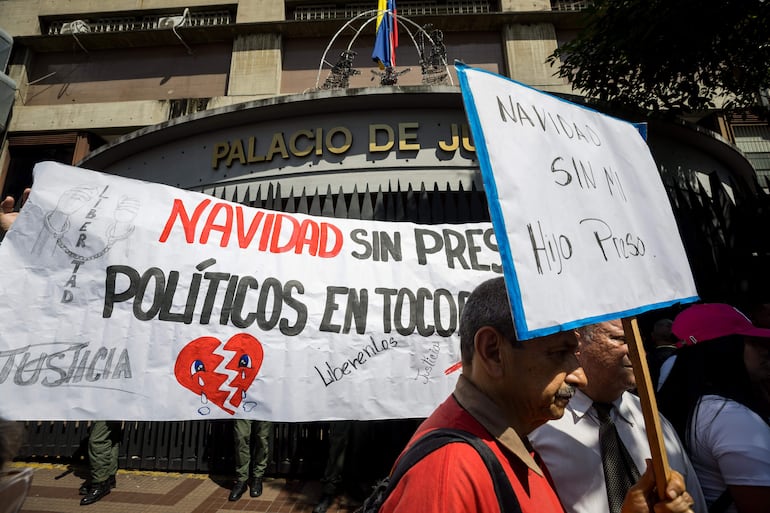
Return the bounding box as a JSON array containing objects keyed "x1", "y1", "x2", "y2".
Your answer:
[
  {"x1": 159, "y1": 198, "x2": 212, "y2": 243},
  {"x1": 270, "y1": 214, "x2": 300, "y2": 253},
  {"x1": 319, "y1": 223, "x2": 343, "y2": 257},
  {"x1": 297, "y1": 219, "x2": 319, "y2": 255},
  {"x1": 259, "y1": 213, "x2": 275, "y2": 251},
  {"x1": 158, "y1": 198, "x2": 343, "y2": 257},
  {"x1": 200, "y1": 202, "x2": 233, "y2": 247},
  {"x1": 236, "y1": 208, "x2": 265, "y2": 248}
]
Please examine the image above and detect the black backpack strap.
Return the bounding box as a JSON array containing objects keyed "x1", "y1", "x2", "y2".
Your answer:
[{"x1": 384, "y1": 428, "x2": 522, "y2": 513}]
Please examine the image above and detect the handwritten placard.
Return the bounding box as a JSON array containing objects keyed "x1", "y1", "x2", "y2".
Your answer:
[
  {"x1": 456, "y1": 64, "x2": 698, "y2": 339},
  {"x1": 0, "y1": 162, "x2": 501, "y2": 421}
]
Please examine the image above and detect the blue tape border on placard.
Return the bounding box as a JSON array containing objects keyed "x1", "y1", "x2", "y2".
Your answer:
[
  {"x1": 456, "y1": 62, "x2": 530, "y2": 337},
  {"x1": 634, "y1": 122, "x2": 648, "y2": 141},
  {"x1": 455, "y1": 62, "x2": 698, "y2": 339}
]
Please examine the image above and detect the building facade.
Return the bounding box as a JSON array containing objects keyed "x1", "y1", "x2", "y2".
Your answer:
[
  {"x1": 0, "y1": 0, "x2": 577, "y2": 194},
  {"x1": 2, "y1": 1, "x2": 765, "y2": 194}
]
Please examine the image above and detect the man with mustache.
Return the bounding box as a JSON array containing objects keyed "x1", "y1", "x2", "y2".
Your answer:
[
  {"x1": 380, "y1": 279, "x2": 696, "y2": 513},
  {"x1": 529, "y1": 320, "x2": 706, "y2": 513}
]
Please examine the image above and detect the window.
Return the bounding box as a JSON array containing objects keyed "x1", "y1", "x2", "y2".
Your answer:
[{"x1": 732, "y1": 124, "x2": 770, "y2": 189}]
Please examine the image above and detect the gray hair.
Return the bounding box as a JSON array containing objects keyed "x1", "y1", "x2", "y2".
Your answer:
[
  {"x1": 577, "y1": 324, "x2": 599, "y2": 342},
  {"x1": 459, "y1": 277, "x2": 519, "y2": 365}
]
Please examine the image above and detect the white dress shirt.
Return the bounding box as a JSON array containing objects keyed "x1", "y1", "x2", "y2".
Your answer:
[{"x1": 529, "y1": 389, "x2": 707, "y2": 513}]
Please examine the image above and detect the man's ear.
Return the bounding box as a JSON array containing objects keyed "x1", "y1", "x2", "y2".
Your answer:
[
  {"x1": 574, "y1": 329, "x2": 585, "y2": 352},
  {"x1": 474, "y1": 326, "x2": 505, "y2": 378}
]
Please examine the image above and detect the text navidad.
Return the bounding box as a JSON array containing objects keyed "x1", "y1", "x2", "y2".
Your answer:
[
  {"x1": 496, "y1": 96, "x2": 648, "y2": 276},
  {"x1": 100, "y1": 197, "x2": 502, "y2": 337}
]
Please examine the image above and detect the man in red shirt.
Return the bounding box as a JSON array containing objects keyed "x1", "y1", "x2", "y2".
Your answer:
[{"x1": 380, "y1": 277, "x2": 696, "y2": 513}]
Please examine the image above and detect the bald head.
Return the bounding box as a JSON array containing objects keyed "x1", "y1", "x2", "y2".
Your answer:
[{"x1": 577, "y1": 320, "x2": 635, "y2": 402}]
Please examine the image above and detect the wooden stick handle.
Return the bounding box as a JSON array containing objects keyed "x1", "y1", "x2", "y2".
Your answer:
[{"x1": 622, "y1": 317, "x2": 671, "y2": 499}]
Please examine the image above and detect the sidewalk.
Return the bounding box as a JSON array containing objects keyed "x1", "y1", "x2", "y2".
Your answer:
[{"x1": 14, "y1": 463, "x2": 362, "y2": 513}]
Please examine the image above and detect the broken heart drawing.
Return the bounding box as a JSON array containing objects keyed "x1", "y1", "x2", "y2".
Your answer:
[{"x1": 174, "y1": 333, "x2": 264, "y2": 415}]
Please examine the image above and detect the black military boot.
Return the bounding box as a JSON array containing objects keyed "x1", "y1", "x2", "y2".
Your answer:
[
  {"x1": 249, "y1": 477, "x2": 263, "y2": 497},
  {"x1": 80, "y1": 480, "x2": 111, "y2": 506},
  {"x1": 79, "y1": 474, "x2": 116, "y2": 495},
  {"x1": 229, "y1": 480, "x2": 247, "y2": 501}
]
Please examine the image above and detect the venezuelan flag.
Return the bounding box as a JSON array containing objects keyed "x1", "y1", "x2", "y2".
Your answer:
[{"x1": 372, "y1": 0, "x2": 397, "y2": 69}]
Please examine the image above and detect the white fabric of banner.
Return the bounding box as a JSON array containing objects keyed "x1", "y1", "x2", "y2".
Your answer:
[{"x1": 0, "y1": 162, "x2": 501, "y2": 421}]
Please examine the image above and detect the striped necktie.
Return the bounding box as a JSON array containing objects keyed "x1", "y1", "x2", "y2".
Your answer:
[{"x1": 594, "y1": 402, "x2": 641, "y2": 513}]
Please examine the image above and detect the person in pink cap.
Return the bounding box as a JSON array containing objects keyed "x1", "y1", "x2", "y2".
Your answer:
[{"x1": 657, "y1": 303, "x2": 770, "y2": 513}]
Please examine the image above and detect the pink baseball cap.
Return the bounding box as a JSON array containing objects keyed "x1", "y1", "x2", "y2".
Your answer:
[{"x1": 672, "y1": 303, "x2": 770, "y2": 345}]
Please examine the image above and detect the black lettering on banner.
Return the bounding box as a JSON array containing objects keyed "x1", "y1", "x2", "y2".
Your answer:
[
  {"x1": 415, "y1": 340, "x2": 441, "y2": 384},
  {"x1": 349, "y1": 229, "x2": 403, "y2": 262},
  {"x1": 280, "y1": 280, "x2": 307, "y2": 336},
  {"x1": 320, "y1": 286, "x2": 345, "y2": 333},
  {"x1": 103, "y1": 265, "x2": 139, "y2": 317},
  {"x1": 135, "y1": 267, "x2": 165, "y2": 320},
  {"x1": 376, "y1": 287, "x2": 469, "y2": 337},
  {"x1": 394, "y1": 288, "x2": 417, "y2": 336},
  {"x1": 102, "y1": 261, "x2": 308, "y2": 333},
  {"x1": 415, "y1": 288, "x2": 460, "y2": 337},
  {"x1": 414, "y1": 227, "x2": 501, "y2": 272},
  {"x1": 416, "y1": 288, "x2": 433, "y2": 337},
  {"x1": 314, "y1": 285, "x2": 471, "y2": 387},
  {"x1": 376, "y1": 287, "x2": 397, "y2": 333},
  {"x1": 315, "y1": 336, "x2": 401, "y2": 387},
  {"x1": 465, "y1": 229, "x2": 491, "y2": 272},
  {"x1": 527, "y1": 220, "x2": 573, "y2": 275},
  {"x1": 320, "y1": 287, "x2": 368, "y2": 334},
  {"x1": 86, "y1": 347, "x2": 109, "y2": 381},
  {"x1": 433, "y1": 288, "x2": 458, "y2": 337},
  {"x1": 230, "y1": 276, "x2": 258, "y2": 328},
  {"x1": 414, "y1": 229, "x2": 443, "y2": 265},
  {"x1": 15, "y1": 352, "x2": 46, "y2": 385},
  {"x1": 497, "y1": 96, "x2": 603, "y2": 146},
  {"x1": 578, "y1": 218, "x2": 646, "y2": 261},
  {"x1": 0, "y1": 343, "x2": 132, "y2": 388},
  {"x1": 256, "y1": 277, "x2": 283, "y2": 330},
  {"x1": 551, "y1": 156, "x2": 600, "y2": 190},
  {"x1": 71, "y1": 349, "x2": 89, "y2": 383},
  {"x1": 350, "y1": 229, "x2": 373, "y2": 260},
  {"x1": 442, "y1": 229, "x2": 470, "y2": 269},
  {"x1": 483, "y1": 230, "x2": 503, "y2": 273},
  {"x1": 41, "y1": 350, "x2": 69, "y2": 386},
  {"x1": 161, "y1": 271, "x2": 199, "y2": 324},
  {"x1": 218, "y1": 275, "x2": 240, "y2": 325},
  {"x1": 111, "y1": 350, "x2": 133, "y2": 379},
  {"x1": 603, "y1": 167, "x2": 628, "y2": 202},
  {"x1": 550, "y1": 155, "x2": 632, "y2": 207},
  {"x1": 199, "y1": 271, "x2": 230, "y2": 324}
]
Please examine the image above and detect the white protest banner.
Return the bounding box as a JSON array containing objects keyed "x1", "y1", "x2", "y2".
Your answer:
[
  {"x1": 0, "y1": 161, "x2": 501, "y2": 421},
  {"x1": 456, "y1": 63, "x2": 698, "y2": 339}
]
